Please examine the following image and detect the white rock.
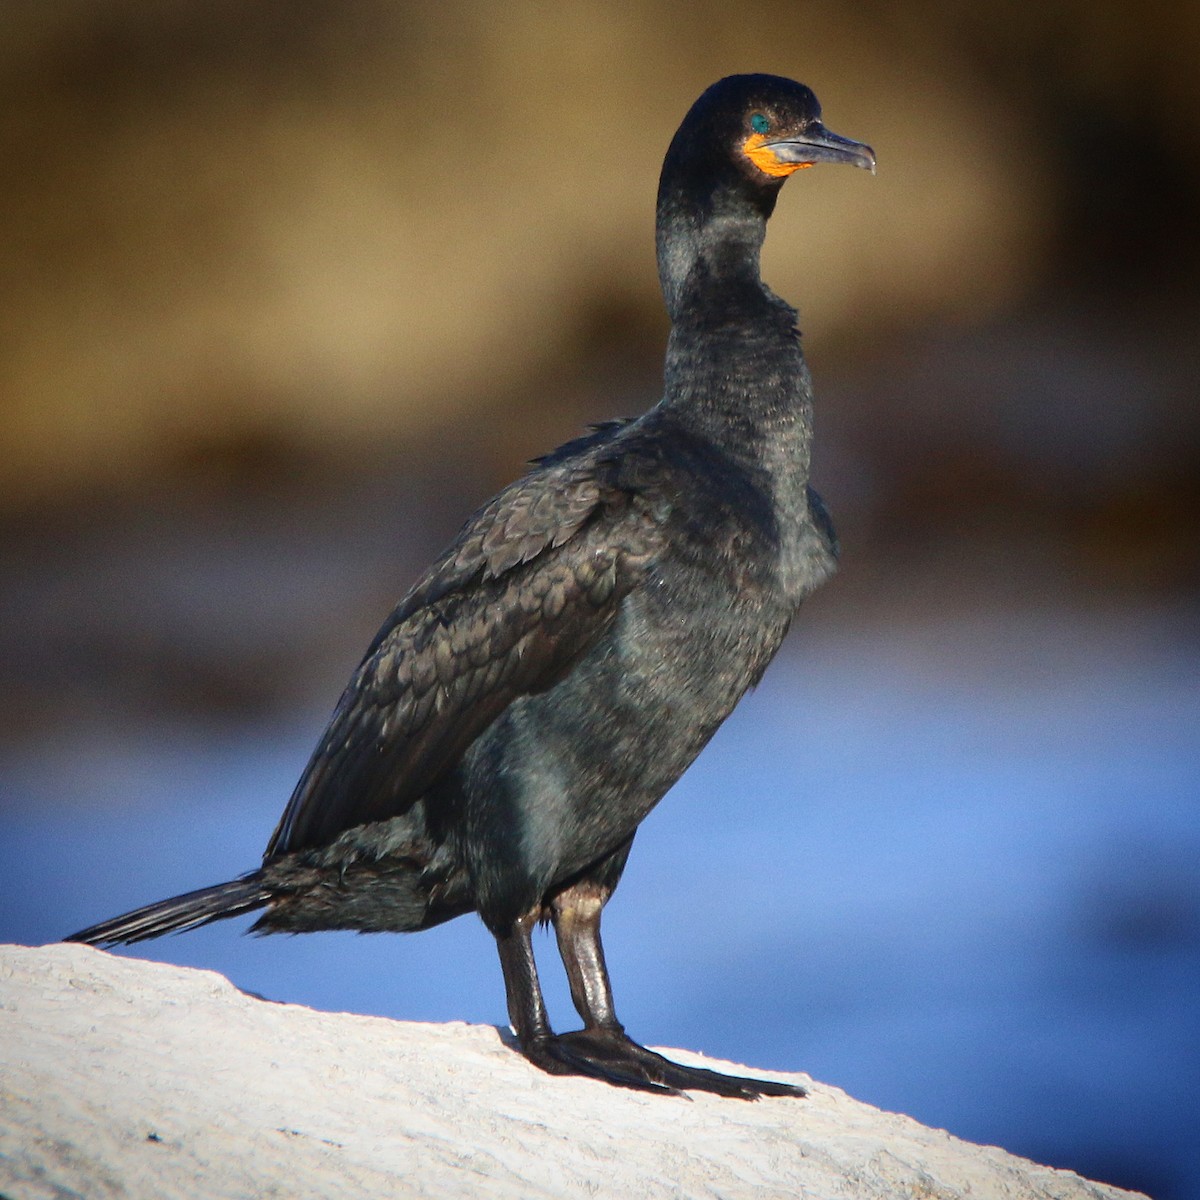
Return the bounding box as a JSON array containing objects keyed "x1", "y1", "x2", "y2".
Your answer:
[{"x1": 0, "y1": 943, "x2": 1143, "y2": 1200}]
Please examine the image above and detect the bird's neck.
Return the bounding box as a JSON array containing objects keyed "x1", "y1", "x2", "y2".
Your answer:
[
  {"x1": 655, "y1": 180, "x2": 772, "y2": 323},
  {"x1": 654, "y1": 185, "x2": 813, "y2": 476}
]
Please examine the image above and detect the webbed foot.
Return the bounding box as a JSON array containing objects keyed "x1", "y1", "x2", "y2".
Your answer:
[{"x1": 522, "y1": 1026, "x2": 805, "y2": 1100}]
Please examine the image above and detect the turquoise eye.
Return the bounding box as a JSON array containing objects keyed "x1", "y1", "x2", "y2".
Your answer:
[{"x1": 750, "y1": 113, "x2": 770, "y2": 134}]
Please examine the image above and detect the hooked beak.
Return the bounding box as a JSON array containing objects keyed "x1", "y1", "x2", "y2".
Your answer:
[{"x1": 765, "y1": 124, "x2": 876, "y2": 174}]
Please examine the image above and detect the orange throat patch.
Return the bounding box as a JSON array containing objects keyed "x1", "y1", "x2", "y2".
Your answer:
[{"x1": 743, "y1": 132, "x2": 813, "y2": 178}]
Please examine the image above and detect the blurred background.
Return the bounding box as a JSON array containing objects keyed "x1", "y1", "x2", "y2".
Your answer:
[{"x1": 1, "y1": 3, "x2": 1197, "y2": 1196}]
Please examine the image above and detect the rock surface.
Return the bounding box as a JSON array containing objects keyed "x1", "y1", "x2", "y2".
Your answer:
[{"x1": 0, "y1": 944, "x2": 1143, "y2": 1200}]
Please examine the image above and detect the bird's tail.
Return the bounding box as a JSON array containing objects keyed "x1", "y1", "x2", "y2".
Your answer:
[{"x1": 65, "y1": 873, "x2": 271, "y2": 946}]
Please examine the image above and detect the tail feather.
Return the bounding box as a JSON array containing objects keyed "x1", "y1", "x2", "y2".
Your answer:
[{"x1": 65, "y1": 873, "x2": 271, "y2": 946}]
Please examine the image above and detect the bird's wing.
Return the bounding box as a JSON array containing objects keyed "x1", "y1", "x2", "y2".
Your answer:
[{"x1": 265, "y1": 441, "x2": 655, "y2": 858}]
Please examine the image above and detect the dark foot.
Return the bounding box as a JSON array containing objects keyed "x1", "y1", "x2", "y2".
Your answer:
[
  {"x1": 524, "y1": 1027, "x2": 805, "y2": 1100},
  {"x1": 520, "y1": 1031, "x2": 682, "y2": 1095}
]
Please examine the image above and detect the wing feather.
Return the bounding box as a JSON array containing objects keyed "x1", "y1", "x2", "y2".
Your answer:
[{"x1": 266, "y1": 440, "x2": 654, "y2": 858}]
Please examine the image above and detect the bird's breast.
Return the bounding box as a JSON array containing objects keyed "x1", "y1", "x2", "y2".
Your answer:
[{"x1": 491, "y1": 551, "x2": 791, "y2": 882}]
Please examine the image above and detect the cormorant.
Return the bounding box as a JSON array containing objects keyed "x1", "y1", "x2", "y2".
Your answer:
[{"x1": 68, "y1": 74, "x2": 875, "y2": 1098}]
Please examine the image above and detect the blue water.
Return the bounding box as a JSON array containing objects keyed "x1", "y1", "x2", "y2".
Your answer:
[{"x1": 2, "y1": 606, "x2": 1197, "y2": 1198}]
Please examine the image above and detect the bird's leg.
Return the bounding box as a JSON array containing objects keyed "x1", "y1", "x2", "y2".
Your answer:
[
  {"x1": 494, "y1": 905, "x2": 675, "y2": 1093},
  {"x1": 495, "y1": 908, "x2": 553, "y2": 1049},
  {"x1": 549, "y1": 880, "x2": 806, "y2": 1100},
  {"x1": 551, "y1": 881, "x2": 621, "y2": 1033}
]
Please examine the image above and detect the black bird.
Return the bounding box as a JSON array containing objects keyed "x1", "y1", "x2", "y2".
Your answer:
[{"x1": 68, "y1": 74, "x2": 875, "y2": 1098}]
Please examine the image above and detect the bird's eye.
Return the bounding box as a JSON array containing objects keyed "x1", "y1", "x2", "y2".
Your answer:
[{"x1": 750, "y1": 113, "x2": 771, "y2": 134}]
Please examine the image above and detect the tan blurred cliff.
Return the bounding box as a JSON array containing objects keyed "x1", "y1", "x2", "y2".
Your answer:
[{"x1": 9, "y1": 1, "x2": 1196, "y2": 510}]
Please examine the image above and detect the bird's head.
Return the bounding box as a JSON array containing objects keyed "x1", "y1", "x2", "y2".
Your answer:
[
  {"x1": 661, "y1": 74, "x2": 875, "y2": 214},
  {"x1": 737, "y1": 79, "x2": 875, "y2": 181},
  {"x1": 656, "y1": 74, "x2": 874, "y2": 316}
]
